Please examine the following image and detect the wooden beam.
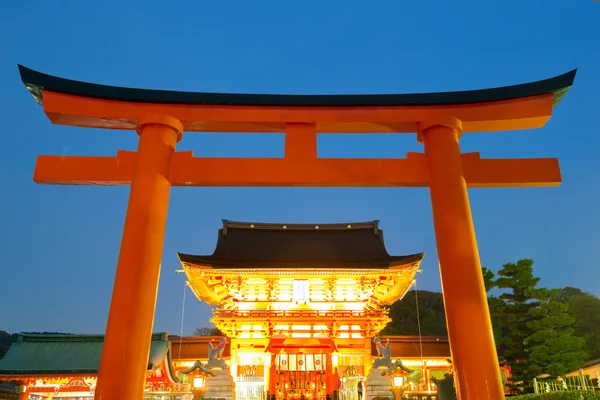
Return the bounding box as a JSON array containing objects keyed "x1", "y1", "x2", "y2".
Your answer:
[
  {"x1": 169, "y1": 151, "x2": 427, "y2": 187},
  {"x1": 168, "y1": 151, "x2": 562, "y2": 187},
  {"x1": 460, "y1": 152, "x2": 562, "y2": 187},
  {"x1": 33, "y1": 150, "x2": 135, "y2": 185},
  {"x1": 33, "y1": 150, "x2": 562, "y2": 187},
  {"x1": 285, "y1": 123, "x2": 317, "y2": 160},
  {"x1": 42, "y1": 90, "x2": 555, "y2": 133}
]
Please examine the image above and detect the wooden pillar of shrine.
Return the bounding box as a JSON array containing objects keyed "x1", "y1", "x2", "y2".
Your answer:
[
  {"x1": 419, "y1": 117, "x2": 504, "y2": 399},
  {"x1": 326, "y1": 353, "x2": 334, "y2": 400},
  {"x1": 269, "y1": 353, "x2": 277, "y2": 400},
  {"x1": 95, "y1": 115, "x2": 183, "y2": 400},
  {"x1": 18, "y1": 385, "x2": 28, "y2": 400}
]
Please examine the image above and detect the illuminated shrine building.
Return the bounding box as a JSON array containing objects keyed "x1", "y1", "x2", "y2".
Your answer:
[{"x1": 179, "y1": 220, "x2": 424, "y2": 400}]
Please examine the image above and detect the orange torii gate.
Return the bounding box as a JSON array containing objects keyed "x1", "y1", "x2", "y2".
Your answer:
[{"x1": 17, "y1": 65, "x2": 576, "y2": 400}]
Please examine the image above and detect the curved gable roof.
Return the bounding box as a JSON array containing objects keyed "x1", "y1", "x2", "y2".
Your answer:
[{"x1": 178, "y1": 220, "x2": 424, "y2": 268}]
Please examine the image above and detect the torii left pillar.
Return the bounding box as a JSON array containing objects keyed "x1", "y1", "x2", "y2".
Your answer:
[{"x1": 94, "y1": 115, "x2": 183, "y2": 400}]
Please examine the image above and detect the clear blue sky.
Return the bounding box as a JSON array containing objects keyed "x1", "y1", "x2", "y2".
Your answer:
[{"x1": 1, "y1": 0, "x2": 598, "y2": 335}]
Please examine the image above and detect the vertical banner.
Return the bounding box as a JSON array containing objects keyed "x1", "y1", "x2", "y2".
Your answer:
[
  {"x1": 278, "y1": 354, "x2": 289, "y2": 371},
  {"x1": 315, "y1": 354, "x2": 325, "y2": 371},
  {"x1": 297, "y1": 354, "x2": 305, "y2": 371}
]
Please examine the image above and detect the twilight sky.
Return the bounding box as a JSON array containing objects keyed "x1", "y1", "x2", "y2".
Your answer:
[{"x1": 0, "y1": 0, "x2": 598, "y2": 335}]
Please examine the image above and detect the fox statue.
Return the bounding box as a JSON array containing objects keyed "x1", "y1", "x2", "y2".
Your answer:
[
  {"x1": 373, "y1": 336, "x2": 391, "y2": 360},
  {"x1": 208, "y1": 337, "x2": 228, "y2": 360}
]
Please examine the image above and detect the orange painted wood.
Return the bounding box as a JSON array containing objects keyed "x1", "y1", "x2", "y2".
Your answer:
[
  {"x1": 41, "y1": 90, "x2": 554, "y2": 133},
  {"x1": 33, "y1": 150, "x2": 136, "y2": 185},
  {"x1": 459, "y1": 152, "x2": 562, "y2": 187},
  {"x1": 422, "y1": 124, "x2": 505, "y2": 399},
  {"x1": 285, "y1": 123, "x2": 317, "y2": 159},
  {"x1": 169, "y1": 152, "x2": 430, "y2": 187},
  {"x1": 33, "y1": 151, "x2": 561, "y2": 187},
  {"x1": 94, "y1": 121, "x2": 180, "y2": 400}
]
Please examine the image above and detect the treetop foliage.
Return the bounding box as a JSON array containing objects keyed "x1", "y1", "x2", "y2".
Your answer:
[{"x1": 385, "y1": 258, "x2": 598, "y2": 393}]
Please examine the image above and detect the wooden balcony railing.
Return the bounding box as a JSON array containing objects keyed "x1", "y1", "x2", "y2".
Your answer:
[{"x1": 212, "y1": 309, "x2": 388, "y2": 319}]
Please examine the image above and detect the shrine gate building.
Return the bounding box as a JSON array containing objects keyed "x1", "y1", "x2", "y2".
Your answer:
[{"x1": 179, "y1": 220, "x2": 426, "y2": 400}]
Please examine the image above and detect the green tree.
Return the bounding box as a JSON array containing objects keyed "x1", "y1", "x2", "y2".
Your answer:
[
  {"x1": 554, "y1": 286, "x2": 600, "y2": 360},
  {"x1": 482, "y1": 267, "x2": 497, "y2": 292},
  {"x1": 555, "y1": 286, "x2": 586, "y2": 303},
  {"x1": 493, "y1": 259, "x2": 542, "y2": 388},
  {"x1": 0, "y1": 331, "x2": 19, "y2": 360},
  {"x1": 193, "y1": 326, "x2": 223, "y2": 336},
  {"x1": 567, "y1": 293, "x2": 600, "y2": 359},
  {"x1": 481, "y1": 267, "x2": 506, "y2": 361},
  {"x1": 526, "y1": 288, "x2": 588, "y2": 377},
  {"x1": 381, "y1": 290, "x2": 447, "y2": 336},
  {"x1": 489, "y1": 259, "x2": 590, "y2": 391}
]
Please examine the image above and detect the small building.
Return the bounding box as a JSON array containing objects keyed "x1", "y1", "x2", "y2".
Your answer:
[
  {"x1": 0, "y1": 333, "x2": 178, "y2": 400},
  {"x1": 566, "y1": 358, "x2": 600, "y2": 387}
]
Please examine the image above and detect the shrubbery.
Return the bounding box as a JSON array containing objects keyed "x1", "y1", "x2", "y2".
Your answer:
[{"x1": 511, "y1": 391, "x2": 600, "y2": 400}]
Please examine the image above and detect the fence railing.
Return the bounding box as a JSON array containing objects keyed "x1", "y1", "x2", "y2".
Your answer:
[{"x1": 533, "y1": 369, "x2": 599, "y2": 393}]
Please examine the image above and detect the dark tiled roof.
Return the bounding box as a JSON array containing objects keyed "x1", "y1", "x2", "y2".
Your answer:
[
  {"x1": 373, "y1": 336, "x2": 451, "y2": 359},
  {"x1": 170, "y1": 336, "x2": 230, "y2": 361},
  {"x1": 170, "y1": 335, "x2": 448, "y2": 360},
  {"x1": 581, "y1": 358, "x2": 600, "y2": 368},
  {"x1": 19, "y1": 64, "x2": 575, "y2": 108},
  {"x1": 0, "y1": 333, "x2": 172, "y2": 375},
  {"x1": 178, "y1": 220, "x2": 424, "y2": 269}
]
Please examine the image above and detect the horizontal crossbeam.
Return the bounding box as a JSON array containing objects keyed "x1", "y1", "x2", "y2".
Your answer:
[
  {"x1": 34, "y1": 151, "x2": 137, "y2": 186},
  {"x1": 42, "y1": 90, "x2": 555, "y2": 133},
  {"x1": 33, "y1": 151, "x2": 562, "y2": 188}
]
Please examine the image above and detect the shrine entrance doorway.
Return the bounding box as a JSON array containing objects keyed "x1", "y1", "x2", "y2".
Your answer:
[
  {"x1": 267, "y1": 334, "x2": 337, "y2": 400},
  {"x1": 274, "y1": 354, "x2": 328, "y2": 400}
]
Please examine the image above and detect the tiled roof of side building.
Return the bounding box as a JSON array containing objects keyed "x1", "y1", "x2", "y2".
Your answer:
[
  {"x1": 170, "y1": 336, "x2": 231, "y2": 361},
  {"x1": 373, "y1": 336, "x2": 451, "y2": 359},
  {"x1": 178, "y1": 220, "x2": 424, "y2": 269},
  {"x1": 0, "y1": 333, "x2": 173, "y2": 376}
]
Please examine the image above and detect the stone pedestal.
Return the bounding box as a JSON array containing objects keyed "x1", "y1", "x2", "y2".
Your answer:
[
  {"x1": 204, "y1": 369, "x2": 235, "y2": 400},
  {"x1": 365, "y1": 368, "x2": 393, "y2": 400}
]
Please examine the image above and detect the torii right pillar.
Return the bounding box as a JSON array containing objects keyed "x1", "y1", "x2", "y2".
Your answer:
[{"x1": 419, "y1": 117, "x2": 503, "y2": 399}]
